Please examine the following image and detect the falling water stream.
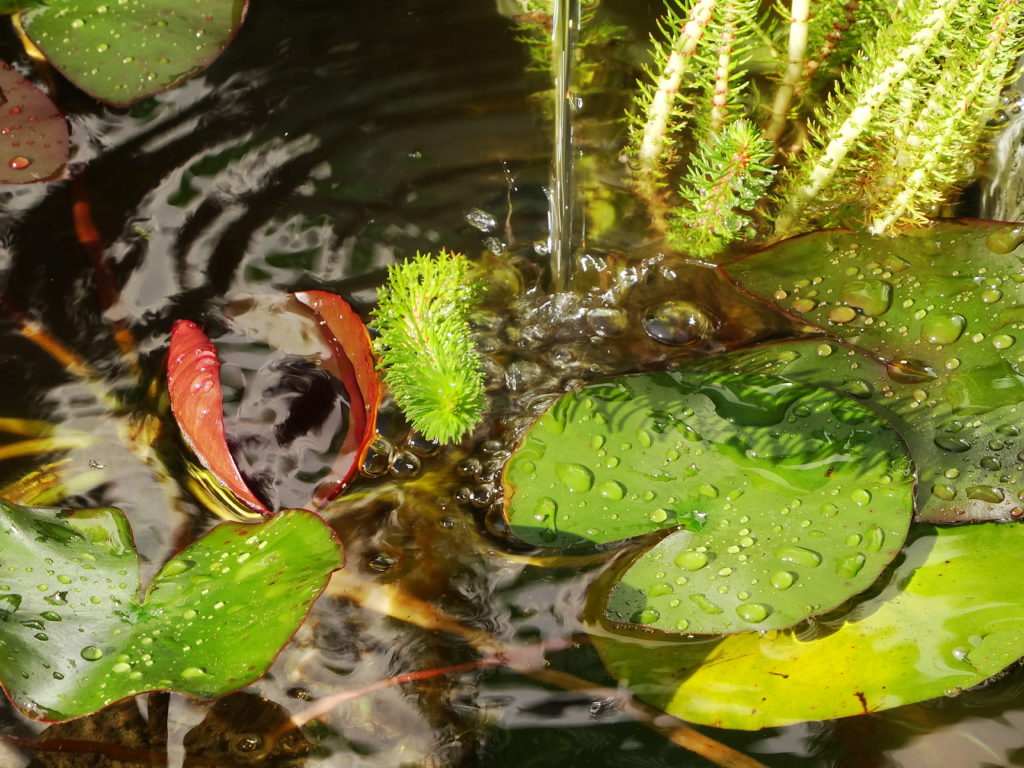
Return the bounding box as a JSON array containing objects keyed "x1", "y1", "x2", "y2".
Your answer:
[
  {"x1": 0, "y1": 1, "x2": 1023, "y2": 766},
  {"x1": 547, "y1": 0, "x2": 581, "y2": 290}
]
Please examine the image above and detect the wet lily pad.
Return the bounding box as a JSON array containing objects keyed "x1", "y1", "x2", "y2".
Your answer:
[
  {"x1": 593, "y1": 521, "x2": 1024, "y2": 729},
  {"x1": 18, "y1": 0, "x2": 248, "y2": 107},
  {"x1": 689, "y1": 339, "x2": 1024, "y2": 523},
  {"x1": 0, "y1": 62, "x2": 68, "y2": 183},
  {"x1": 723, "y1": 221, "x2": 1024, "y2": 522},
  {"x1": 0, "y1": 499, "x2": 342, "y2": 721},
  {"x1": 503, "y1": 371, "x2": 913, "y2": 634}
]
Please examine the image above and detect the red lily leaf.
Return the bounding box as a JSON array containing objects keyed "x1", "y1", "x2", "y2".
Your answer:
[
  {"x1": 167, "y1": 293, "x2": 379, "y2": 515},
  {"x1": 0, "y1": 61, "x2": 68, "y2": 184},
  {"x1": 293, "y1": 290, "x2": 381, "y2": 506},
  {"x1": 167, "y1": 319, "x2": 270, "y2": 515}
]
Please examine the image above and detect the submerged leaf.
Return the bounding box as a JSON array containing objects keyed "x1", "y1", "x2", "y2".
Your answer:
[
  {"x1": 503, "y1": 371, "x2": 913, "y2": 634},
  {"x1": 19, "y1": 0, "x2": 248, "y2": 107},
  {"x1": 593, "y1": 522, "x2": 1024, "y2": 729},
  {"x1": 0, "y1": 62, "x2": 68, "y2": 184},
  {"x1": 0, "y1": 499, "x2": 342, "y2": 721},
  {"x1": 723, "y1": 221, "x2": 1024, "y2": 521}
]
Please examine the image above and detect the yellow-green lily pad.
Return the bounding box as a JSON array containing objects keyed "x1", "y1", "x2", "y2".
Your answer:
[{"x1": 593, "y1": 522, "x2": 1024, "y2": 729}]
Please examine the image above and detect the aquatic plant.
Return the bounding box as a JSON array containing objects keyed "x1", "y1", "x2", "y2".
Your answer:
[
  {"x1": 503, "y1": 220, "x2": 1024, "y2": 728},
  {"x1": 0, "y1": 500, "x2": 342, "y2": 721},
  {"x1": 168, "y1": 293, "x2": 380, "y2": 519},
  {"x1": 371, "y1": 250, "x2": 487, "y2": 444},
  {"x1": 1, "y1": 3, "x2": 1024, "y2": 766},
  {"x1": 627, "y1": 0, "x2": 1024, "y2": 244}
]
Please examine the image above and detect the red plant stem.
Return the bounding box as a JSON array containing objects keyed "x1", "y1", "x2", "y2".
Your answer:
[
  {"x1": 70, "y1": 174, "x2": 140, "y2": 372},
  {"x1": 796, "y1": 0, "x2": 862, "y2": 96},
  {"x1": 0, "y1": 296, "x2": 94, "y2": 380}
]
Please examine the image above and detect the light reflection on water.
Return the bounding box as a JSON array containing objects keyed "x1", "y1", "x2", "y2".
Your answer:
[{"x1": 0, "y1": 1, "x2": 1020, "y2": 766}]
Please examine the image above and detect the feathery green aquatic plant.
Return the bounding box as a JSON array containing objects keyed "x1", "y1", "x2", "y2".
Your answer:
[
  {"x1": 667, "y1": 118, "x2": 775, "y2": 257},
  {"x1": 625, "y1": 0, "x2": 1024, "y2": 248},
  {"x1": 371, "y1": 250, "x2": 487, "y2": 444}
]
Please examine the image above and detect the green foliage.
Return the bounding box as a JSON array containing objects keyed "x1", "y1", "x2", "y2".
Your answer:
[
  {"x1": 502, "y1": 222, "x2": 1024, "y2": 725},
  {"x1": 774, "y1": 0, "x2": 1024, "y2": 234},
  {"x1": 503, "y1": 370, "x2": 913, "y2": 634},
  {"x1": 624, "y1": 0, "x2": 771, "y2": 238},
  {"x1": 666, "y1": 119, "x2": 775, "y2": 257},
  {"x1": 796, "y1": 0, "x2": 889, "y2": 98},
  {"x1": 371, "y1": 250, "x2": 487, "y2": 444},
  {"x1": 17, "y1": 0, "x2": 248, "y2": 107},
  {"x1": 627, "y1": 0, "x2": 1024, "y2": 241},
  {"x1": 721, "y1": 221, "x2": 1024, "y2": 523},
  {"x1": 595, "y1": 521, "x2": 1024, "y2": 728},
  {"x1": 0, "y1": 500, "x2": 342, "y2": 721}
]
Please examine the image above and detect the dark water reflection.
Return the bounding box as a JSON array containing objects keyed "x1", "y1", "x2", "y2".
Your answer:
[{"x1": 0, "y1": 1, "x2": 1021, "y2": 766}]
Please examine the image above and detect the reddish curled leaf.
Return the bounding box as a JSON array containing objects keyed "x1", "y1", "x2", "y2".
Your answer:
[
  {"x1": 293, "y1": 290, "x2": 381, "y2": 506},
  {"x1": 167, "y1": 319, "x2": 269, "y2": 515},
  {"x1": 0, "y1": 61, "x2": 68, "y2": 184}
]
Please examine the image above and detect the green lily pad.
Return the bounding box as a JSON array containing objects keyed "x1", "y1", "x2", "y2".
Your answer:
[
  {"x1": 503, "y1": 371, "x2": 913, "y2": 634},
  {"x1": 687, "y1": 339, "x2": 1024, "y2": 523},
  {"x1": 19, "y1": 0, "x2": 248, "y2": 107},
  {"x1": 723, "y1": 221, "x2": 1024, "y2": 522},
  {"x1": 0, "y1": 499, "x2": 342, "y2": 721},
  {"x1": 593, "y1": 521, "x2": 1024, "y2": 729}
]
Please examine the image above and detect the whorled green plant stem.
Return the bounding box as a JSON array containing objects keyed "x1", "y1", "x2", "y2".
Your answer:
[
  {"x1": 628, "y1": 0, "x2": 718, "y2": 230},
  {"x1": 795, "y1": 0, "x2": 864, "y2": 98},
  {"x1": 869, "y1": 0, "x2": 1024, "y2": 232},
  {"x1": 765, "y1": 0, "x2": 810, "y2": 144},
  {"x1": 707, "y1": 1, "x2": 745, "y2": 133},
  {"x1": 773, "y1": 0, "x2": 959, "y2": 235},
  {"x1": 370, "y1": 250, "x2": 486, "y2": 444},
  {"x1": 669, "y1": 118, "x2": 775, "y2": 257}
]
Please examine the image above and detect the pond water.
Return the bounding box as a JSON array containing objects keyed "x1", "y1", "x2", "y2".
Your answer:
[{"x1": 0, "y1": 1, "x2": 1022, "y2": 766}]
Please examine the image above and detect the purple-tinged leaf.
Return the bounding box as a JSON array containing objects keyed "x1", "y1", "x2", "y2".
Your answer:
[{"x1": 0, "y1": 61, "x2": 67, "y2": 183}]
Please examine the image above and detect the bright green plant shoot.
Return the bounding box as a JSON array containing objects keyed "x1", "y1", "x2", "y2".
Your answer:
[{"x1": 371, "y1": 250, "x2": 487, "y2": 444}]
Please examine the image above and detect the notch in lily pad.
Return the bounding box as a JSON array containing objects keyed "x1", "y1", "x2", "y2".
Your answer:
[
  {"x1": 0, "y1": 498, "x2": 342, "y2": 721},
  {"x1": 504, "y1": 371, "x2": 914, "y2": 635}
]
